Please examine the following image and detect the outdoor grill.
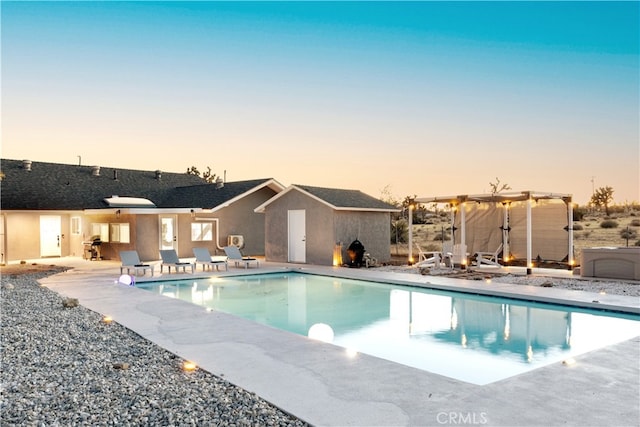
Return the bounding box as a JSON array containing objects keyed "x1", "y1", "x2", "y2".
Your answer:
[{"x1": 83, "y1": 235, "x2": 102, "y2": 260}]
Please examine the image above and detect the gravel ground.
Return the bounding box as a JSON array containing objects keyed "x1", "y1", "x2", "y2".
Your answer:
[
  {"x1": 378, "y1": 265, "x2": 640, "y2": 297},
  {"x1": 0, "y1": 271, "x2": 309, "y2": 427}
]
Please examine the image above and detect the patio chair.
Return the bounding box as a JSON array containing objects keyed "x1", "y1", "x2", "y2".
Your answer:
[
  {"x1": 160, "y1": 249, "x2": 194, "y2": 274},
  {"x1": 451, "y1": 243, "x2": 469, "y2": 268},
  {"x1": 119, "y1": 250, "x2": 154, "y2": 276},
  {"x1": 415, "y1": 243, "x2": 445, "y2": 269},
  {"x1": 473, "y1": 243, "x2": 503, "y2": 267},
  {"x1": 192, "y1": 247, "x2": 228, "y2": 271},
  {"x1": 223, "y1": 245, "x2": 260, "y2": 268},
  {"x1": 441, "y1": 243, "x2": 468, "y2": 269}
]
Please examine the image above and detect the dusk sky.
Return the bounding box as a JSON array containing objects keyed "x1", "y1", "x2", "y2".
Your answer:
[{"x1": 2, "y1": 1, "x2": 638, "y2": 205}]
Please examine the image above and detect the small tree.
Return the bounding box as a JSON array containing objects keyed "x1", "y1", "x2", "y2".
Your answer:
[
  {"x1": 187, "y1": 165, "x2": 217, "y2": 183},
  {"x1": 489, "y1": 177, "x2": 511, "y2": 195},
  {"x1": 590, "y1": 186, "x2": 614, "y2": 215},
  {"x1": 380, "y1": 185, "x2": 400, "y2": 207},
  {"x1": 391, "y1": 219, "x2": 409, "y2": 245}
]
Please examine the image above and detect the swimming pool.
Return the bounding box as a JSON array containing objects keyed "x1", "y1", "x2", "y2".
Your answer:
[{"x1": 136, "y1": 272, "x2": 640, "y2": 385}]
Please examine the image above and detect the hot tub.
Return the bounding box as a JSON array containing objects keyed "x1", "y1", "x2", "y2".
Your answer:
[{"x1": 581, "y1": 247, "x2": 640, "y2": 281}]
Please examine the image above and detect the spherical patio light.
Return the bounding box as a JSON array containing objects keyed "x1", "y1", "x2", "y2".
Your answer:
[
  {"x1": 308, "y1": 323, "x2": 334, "y2": 343},
  {"x1": 118, "y1": 274, "x2": 135, "y2": 286}
]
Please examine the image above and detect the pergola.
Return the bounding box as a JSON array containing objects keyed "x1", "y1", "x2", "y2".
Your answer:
[{"x1": 414, "y1": 191, "x2": 574, "y2": 274}]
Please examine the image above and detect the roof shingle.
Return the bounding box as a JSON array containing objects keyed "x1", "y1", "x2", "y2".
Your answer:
[{"x1": 0, "y1": 159, "x2": 274, "y2": 210}]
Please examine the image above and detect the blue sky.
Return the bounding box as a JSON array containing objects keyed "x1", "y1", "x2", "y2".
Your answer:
[{"x1": 2, "y1": 1, "x2": 638, "y2": 205}]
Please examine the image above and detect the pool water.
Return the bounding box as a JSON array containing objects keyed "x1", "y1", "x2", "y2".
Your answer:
[{"x1": 136, "y1": 272, "x2": 640, "y2": 385}]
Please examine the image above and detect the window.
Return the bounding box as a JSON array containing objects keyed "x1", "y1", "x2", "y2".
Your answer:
[
  {"x1": 71, "y1": 217, "x2": 81, "y2": 235},
  {"x1": 191, "y1": 222, "x2": 213, "y2": 241},
  {"x1": 91, "y1": 223, "x2": 109, "y2": 242},
  {"x1": 110, "y1": 223, "x2": 130, "y2": 243}
]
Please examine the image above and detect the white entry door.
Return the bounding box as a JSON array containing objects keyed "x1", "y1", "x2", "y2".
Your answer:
[
  {"x1": 160, "y1": 215, "x2": 177, "y2": 250},
  {"x1": 40, "y1": 215, "x2": 62, "y2": 257},
  {"x1": 288, "y1": 210, "x2": 306, "y2": 263}
]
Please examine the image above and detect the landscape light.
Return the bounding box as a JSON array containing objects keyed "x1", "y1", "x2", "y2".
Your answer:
[
  {"x1": 182, "y1": 361, "x2": 197, "y2": 372},
  {"x1": 102, "y1": 315, "x2": 113, "y2": 324}
]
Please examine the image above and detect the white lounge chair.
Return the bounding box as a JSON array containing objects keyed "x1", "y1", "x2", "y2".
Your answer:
[
  {"x1": 192, "y1": 247, "x2": 228, "y2": 271},
  {"x1": 473, "y1": 243, "x2": 503, "y2": 267},
  {"x1": 451, "y1": 243, "x2": 469, "y2": 268},
  {"x1": 160, "y1": 249, "x2": 194, "y2": 274},
  {"x1": 441, "y1": 243, "x2": 468, "y2": 269},
  {"x1": 415, "y1": 243, "x2": 445, "y2": 269},
  {"x1": 223, "y1": 245, "x2": 260, "y2": 268},
  {"x1": 119, "y1": 250, "x2": 154, "y2": 276}
]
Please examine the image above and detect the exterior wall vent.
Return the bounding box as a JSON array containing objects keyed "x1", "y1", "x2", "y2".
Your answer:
[
  {"x1": 155, "y1": 170, "x2": 162, "y2": 180},
  {"x1": 22, "y1": 160, "x2": 32, "y2": 171},
  {"x1": 91, "y1": 165, "x2": 100, "y2": 176}
]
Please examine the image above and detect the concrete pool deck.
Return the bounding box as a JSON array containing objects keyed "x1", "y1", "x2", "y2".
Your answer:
[{"x1": 30, "y1": 258, "x2": 640, "y2": 426}]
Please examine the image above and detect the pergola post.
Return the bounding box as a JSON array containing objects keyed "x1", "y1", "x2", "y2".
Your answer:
[
  {"x1": 526, "y1": 193, "x2": 532, "y2": 275},
  {"x1": 502, "y1": 202, "x2": 510, "y2": 263},
  {"x1": 566, "y1": 196, "x2": 574, "y2": 269},
  {"x1": 408, "y1": 204, "x2": 413, "y2": 265}
]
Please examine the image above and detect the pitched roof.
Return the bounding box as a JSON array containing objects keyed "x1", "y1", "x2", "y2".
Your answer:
[
  {"x1": 254, "y1": 184, "x2": 400, "y2": 213},
  {"x1": 160, "y1": 179, "x2": 285, "y2": 210},
  {"x1": 0, "y1": 159, "x2": 279, "y2": 210}
]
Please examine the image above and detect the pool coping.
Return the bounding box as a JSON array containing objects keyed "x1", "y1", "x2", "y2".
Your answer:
[{"x1": 39, "y1": 260, "x2": 640, "y2": 426}]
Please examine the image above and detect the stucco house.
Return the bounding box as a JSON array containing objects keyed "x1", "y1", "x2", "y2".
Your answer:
[
  {"x1": 255, "y1": 185, "x2": 400, "y2": 266},
  {"x1": 0, "y1": 159, "x2": 283, "y2": 263}
]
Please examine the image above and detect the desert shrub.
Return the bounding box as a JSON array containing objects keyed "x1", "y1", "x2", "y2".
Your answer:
[
  {"x1": 581, "y1": 230, "x2": 592, "y2": 239},
  {"x1": 573, "y1": 207, "x2": 587, "y2": 221},
  {"x1": 620, "y1": 228, "x2": 638, "y2": 240},
  {"x1": 635, "y1": 240, "x2": 640, "y2": 246},
  {"x1": 424, "y1": 243, "x2": 440, "y2": 252},
  {"x1": 630, "y1": 219, "x2": 640, "y2": 227},
  {"x1": 391, "y1": 219, "x2": 408, "y2": 244},
  {"x1": 600, "y1": 219, "x2": 619, "y2": 229},
  {"x1": 433, "y1": 232, "x2": 451, "y2": 241},
  {"x1": 572, "y1": 223, "x2": 584, "y2": 231}
]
